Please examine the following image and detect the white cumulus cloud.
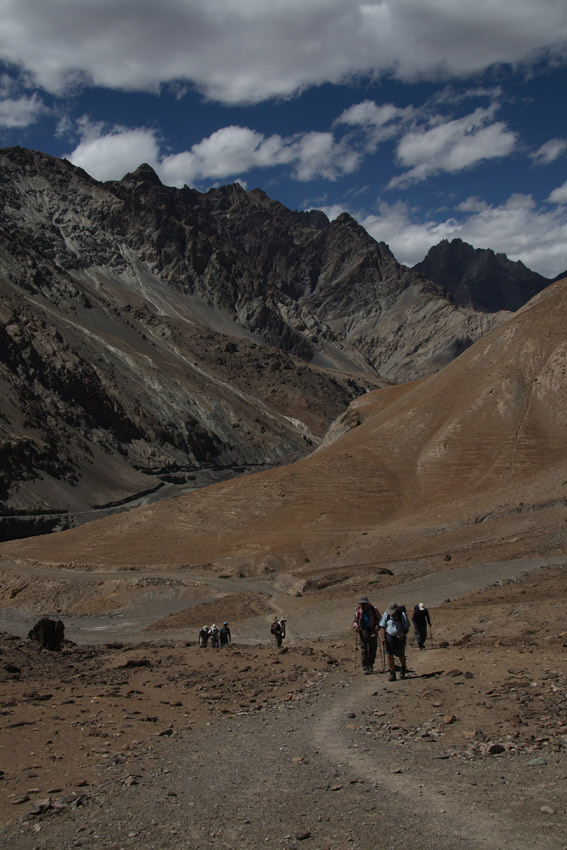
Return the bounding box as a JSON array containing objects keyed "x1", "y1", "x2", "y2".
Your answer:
[
  {"x1": 548, "y1": 181, "x2": 567, "y2": 205},
  {"x1": 353, "y1": 194, "x2": 566, "y2": 278},
  {"x1": 160, "y1": 126, "x2": 294, "y2": 185},
  {"x1": 67, "y1": 122, "x2": 161, "y2": 181},
  {"x1": 0, "y1": 1, "x2": 565, "y2": 103},
  {"x1": 67, "y1": 121, "x2": 363, "y2": 187},
  {"x1": 0, "y1": 92, "x2": 48, "y2": 128},
  {"x1": 391, "y1": 108, "x2": 518, "y2": 186},
  {"x1": 532, "y1": 138, "x2": 567, "y2": 165}
]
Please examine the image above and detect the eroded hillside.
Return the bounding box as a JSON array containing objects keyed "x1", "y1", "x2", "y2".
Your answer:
[{"x1": 2, "y1": 280, "x2": 565, "y2": 582}]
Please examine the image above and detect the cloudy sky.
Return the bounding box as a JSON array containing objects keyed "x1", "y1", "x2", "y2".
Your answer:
[{"x1": 0, "y1": 0, "x2": 566, "y2": 277}]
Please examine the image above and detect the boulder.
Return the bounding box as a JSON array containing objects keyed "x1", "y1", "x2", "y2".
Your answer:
[{"x1": 28, "y1": 618, "x2": 65, "y2": 651}]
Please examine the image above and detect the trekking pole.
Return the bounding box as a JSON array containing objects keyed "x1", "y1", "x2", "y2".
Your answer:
[{"x1": 379, "y1": 637, "x2": 385, "y2": 673}]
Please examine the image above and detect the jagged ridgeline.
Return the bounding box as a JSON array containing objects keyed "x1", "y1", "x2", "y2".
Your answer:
[
  {"x1": 0, "y1": 147, "x2": 517, "y2": 536},
  {"x1": 413, "y1": 238, "x2": 553, "y2": 312}
]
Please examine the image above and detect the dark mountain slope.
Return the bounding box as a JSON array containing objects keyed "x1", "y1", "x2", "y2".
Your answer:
[
  {"x1": 0, "y1": 147, "x2": 503, "y2": 534},
  {"x1": 414, "y1": 238, "x2": 551, "y2": 312},
  {"x1": 3, "y1": 278, "x2": 565, "y2": 574}
]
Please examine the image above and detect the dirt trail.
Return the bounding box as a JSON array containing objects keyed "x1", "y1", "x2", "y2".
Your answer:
[
  {"x1": 311, "y1": 671, "x2": 553, "y2": 850},
  {"x1": 3, "y1": 659, "x2": 564, "y2": 850}
]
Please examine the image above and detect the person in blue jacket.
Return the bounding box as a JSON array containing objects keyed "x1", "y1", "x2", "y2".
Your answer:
[
  {"x1": 379, "y1": 602, "x2": 410, "y2": 681},
  {"x1": 353, "y1": 596, "x2": 381, "y2": 674}
]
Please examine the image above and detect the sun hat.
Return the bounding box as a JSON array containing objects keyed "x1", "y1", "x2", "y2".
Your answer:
[
  {"x1": 387, "y1": 602, "x2": 399, "y2": 615},
  {"x1": 358, "y1": 596, "x2": 370, "y2": 604},
  {"x1": 418, "y1": 603, "x2": 425, "y2": 610}
]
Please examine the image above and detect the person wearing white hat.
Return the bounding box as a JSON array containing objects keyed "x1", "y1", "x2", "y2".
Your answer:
[
  {"x1": 271, "y1": 616, "x2": 287, "y2": 647},
  {"x1": 412, "y1": 603, "x2": 431, "y2": 649},
  {"x1": 210, "y1": 623, "x2": 220, "y2": 649}
]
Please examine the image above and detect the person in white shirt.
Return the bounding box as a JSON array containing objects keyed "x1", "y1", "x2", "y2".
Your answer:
[{"x1": 379, "y1": 602, "x2": 410, "y2": 681}]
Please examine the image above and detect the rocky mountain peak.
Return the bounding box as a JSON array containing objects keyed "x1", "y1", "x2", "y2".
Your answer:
[
  {"x1": 414, "y1": 238, "x2": 550, "y2": 312},
  {"x1": 120, "y1": 162, "x2": 164, "y2": 187}
]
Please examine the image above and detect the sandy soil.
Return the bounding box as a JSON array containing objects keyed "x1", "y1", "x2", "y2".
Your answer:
[{"x1": 0, "y1": 562, "x2": 565, "y2": 850}]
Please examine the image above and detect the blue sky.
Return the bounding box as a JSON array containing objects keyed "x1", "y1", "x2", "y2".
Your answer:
[{"x1": 0, "y1": 0, "x2": 566, "y2": 277}]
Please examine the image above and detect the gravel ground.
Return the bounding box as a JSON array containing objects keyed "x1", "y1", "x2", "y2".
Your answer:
[
  {"x1": 2, "y1": 660, "x2": 565, "y2": 850},
  {"x1": 1, "y1": 564, "x2": 566, "y2": 850}
]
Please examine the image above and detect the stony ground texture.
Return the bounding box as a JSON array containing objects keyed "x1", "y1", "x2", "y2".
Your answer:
[{"x1": 0, "y1": 565, "x2": 566, "y2": 850}]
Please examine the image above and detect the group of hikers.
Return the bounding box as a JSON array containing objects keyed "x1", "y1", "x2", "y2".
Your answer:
[
  {"x1": 353, "y1": 595, "x2": 432, "y2": 680},
  {"x1": 195, "y1": 599, "x2": 432, "y2": 677},
  {"x1": 198, "y1": 622, "x2": 231, "y2": 648},
  {"x1": 199, "y1": 618, "x2": 288, "y2": 647}
]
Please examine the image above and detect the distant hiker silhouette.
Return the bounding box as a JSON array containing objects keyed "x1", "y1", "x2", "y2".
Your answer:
[
  {"x1": 271, "y1": 617, "x2": 286, "y2": 647},
  {"x1": 412, "y1": 603, "x2": 431, "y2": 649},
  {"x1": 220, "y1": 622, "x2": 231, "y2": 647},
  {"x1": 199, "y1": 625, "x2": 210, "y2": 648}
]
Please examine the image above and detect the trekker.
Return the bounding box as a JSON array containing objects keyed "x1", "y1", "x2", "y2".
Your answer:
[
  {"x1": 353, "y1": 595, "x2": 381, "y2": 674},
  {"x1": 210, "y1": 624, "x2": 220, "y2": 649},
  {"x1": 412, "y1": 602, "x2": 431, "y2": 649},
  {"x1": 198, "y1": 625, "x2": 210, "y2": 648},
  {"x1": 271, "y1": 617, "x2": 286, "y2": 647},
  {"x1": 379, "y1": 602, "x2": 410, "y2": 681},
  {"x1": 220, "y1": 621, "x2": 231, "y2": 647}
]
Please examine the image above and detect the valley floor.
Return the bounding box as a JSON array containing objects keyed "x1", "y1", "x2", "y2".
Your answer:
[{"x1": 0, "y1": 564, "x2": 566, "y2": 849}]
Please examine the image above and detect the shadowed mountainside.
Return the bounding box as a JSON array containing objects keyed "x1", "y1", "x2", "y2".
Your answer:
[
  {"x1": 2, "y1": 279, "x2": 565, "y2": 581},
  {"x1": 414, "y1": 238, "x2": 551, "y2": 312},
  {"x1": 0, "y1": 147, "x2": 504, "y2": 531}
]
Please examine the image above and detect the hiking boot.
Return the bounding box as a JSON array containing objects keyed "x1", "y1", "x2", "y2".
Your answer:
[
  {"x1": 400, "y1": 668, "x2": 407, "y2": 679},
  {"x1": 388, "y1": 670, "x2": 396, "y2": 681}
]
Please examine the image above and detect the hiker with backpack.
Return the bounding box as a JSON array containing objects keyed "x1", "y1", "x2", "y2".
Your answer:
[
  {"x1": 379, "y1": 602, "x2": 411, "y2": 680},
  {"x1": 412, "y1": 602, "x2": 431, "y2": 649},
  {"x1": 198, "y1": 625, "x2": 210, "y2": 648},
  {"x1": 353, "y1": 595, "x2": 381, "y2": 674},
  {"x1": 271, "y1": 617, "x2": 286, "y2": 647},
  {"x1": 220, "y1": 621, "x2": 231, "y2": 647},
  {"x1": 209, "y1": 624, "x2": 220, "y2": 649}
]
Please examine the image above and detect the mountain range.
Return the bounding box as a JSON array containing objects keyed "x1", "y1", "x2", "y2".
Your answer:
[{"x1": 0, "y1": 146, "x2": 557, "y2": 541}]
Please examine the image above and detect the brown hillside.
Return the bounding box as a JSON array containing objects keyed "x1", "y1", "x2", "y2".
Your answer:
[{"x1": 1, "y1": 280, "x2": 566, "y2": 579}]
